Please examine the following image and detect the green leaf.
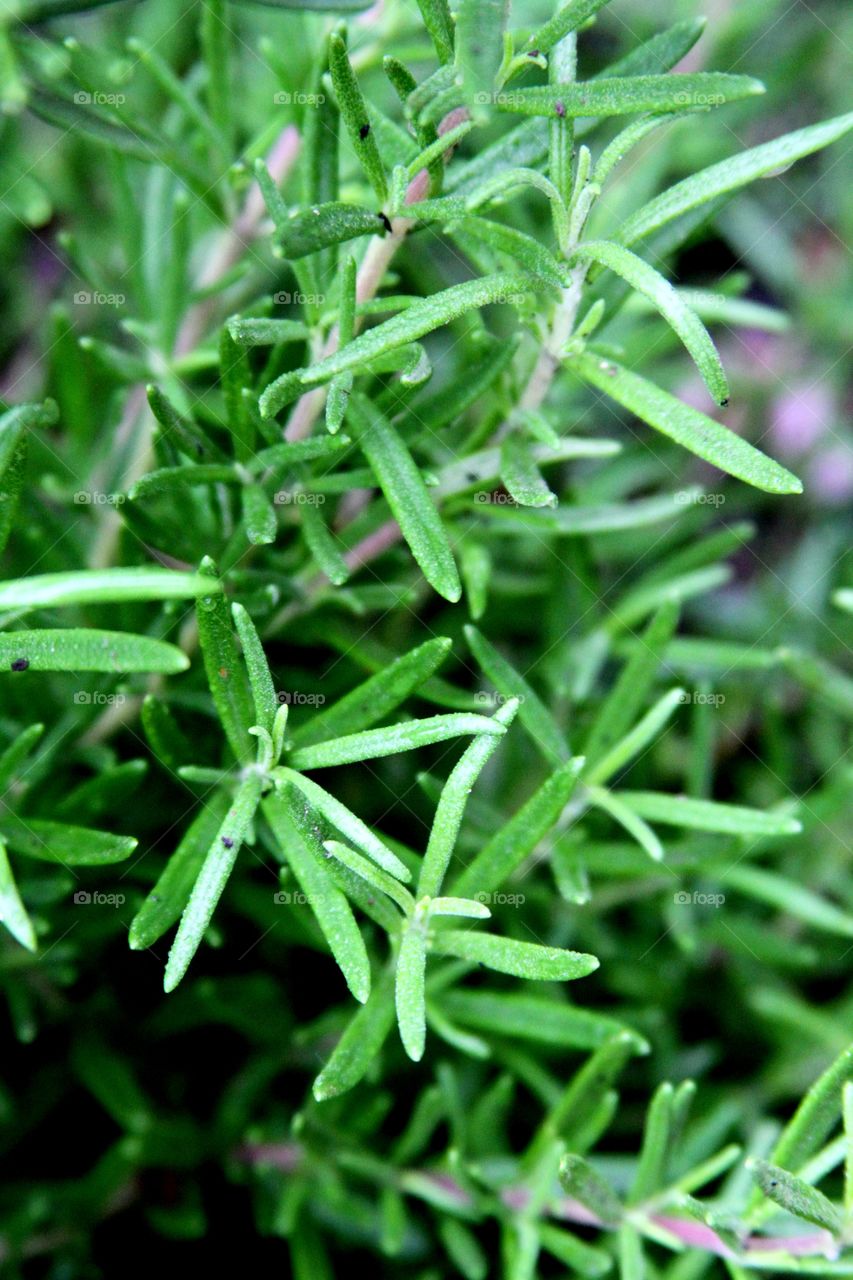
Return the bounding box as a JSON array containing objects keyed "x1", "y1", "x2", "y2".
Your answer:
[
  {"x1": 313, "y1": 963, "x2": 396, "y2": 1100},
  {"x1": 570, "y1": 351, "x2": 801, "y2": 494},
  {"x1": 586, "y1": 786, "x2": 664, "y2": 862},
  {"x1": 750, "y1": 1159, "x2": 841, "y2": 1234},
  {"x1": 465, "y1": 625, "x2": 569, "y2": 765},
  {"x1": 29, "y1": 91, "x2": 215, "y2": 211},
  {"x1": 250, "y1": 435, "x2": 354, "y2": 469},
  {"x1": 242, "y1": 483, "x2": 277, "y2": 546},
  {"x1": 499, "y1": 436, "x2": 557, "y2": 508},
  {"x1": 141, "y1": 696, "x2": 192, "y2": 774},
  {"x1": 593, "y1": 116, "x2": 680, "y2": 187},
  {"x1": 323, "y1": 839, "x2": 413, "y2": 914},
  {"x1": 0, "y1": 400, "x2": 57, "y2": 478},
  {"x1": 440, "y1": 1218, "x2": 488, "y2": 1280},
  {"x1": 495, "y1": 74, "x2": 763, "y2": 119},
  {"x1": 558, "y1": 1154, "x2": 624, "y2": 1227},
  {"x1": 441, "y1": 989, "x2": 636, "y2": 1050},
  {"x1": 0, "y1": 723, "x2": 44, "y2": 794},
  {"x1": 584, "y1": 688, "x2": 684, "y2": 786},
  {"x1": 771, "y1": 1044, "x2": 853, "y2": 1174},
  {"x1": 227, "y1": 317, "x2": 311, "y2": 349},
  {"x1": 538, "y1": 1224, "x2": 612, "y2": 1277},
  {"x1": 584, "y1": 601, "x2": 679, "y2": 767},
  {"x1": 617, "y1": 791, "x2": 801, "y2": 837},
  {"x1": 128, "y1": 798, "x2": 230, "y2": 951},
  {"x1": 231, "y1": 604, "x2": 277, "y2": 736},
  {"x1": 347, "y1": 393, "x2": 461, "y2": 602},
  {"x1": 620, "y1": 111, "x2": 853, "y2": 247},
  {"x1": 526, "y1": 0, "x2": 613, "y2": 54},
  {"x1": 457, "y1": 0, "x2": 507, "y2": 111},
  {"x1": 289, "y1": 712, "x2": 505, "y2": 770},
  {"x1": 277, "y1": 202, "x2": 388, "y2": 259},
  {"x1": 129, "y1": 465, "x2": 239, "y2": 499},
  {"x1": 457, "y1": 216, "x2": 565, "y2": 288},
  {"x1": 431, "y1": 929, "x2": 598, "y2": 980},
  {"x1": 780, "y1": 649, "x2": 853, "y2": 722},
  {"x1": 720, "y1": 865, "x2": 853, "y2": 939},
  {"x1": 428, "y1": 896, "x2": 490, "y2": 919},
  {"x1": 0, "y1": 816, "x2": 136, "y2": 865},
  {"x1": 300, "y1": 500, "x2": 350, "y2": 586},
  {"x1": 0, "y1": 432, "x2": 27, "y2": 558},
  {"x1": 276, "y1": 768, "x2": 410, "y2": 881},
  {"x1": 452, "y1": 757, "x2": 584, "y2": 898},
  {"x1": 259, "y1": 273, "x2": 533, "y2": 416},
  {"x1": 396, "y1": 916, "x2": 428, "y2": 1061},
  {"x1": 844, "y1": 1082, "x2": 853, "y2": 1214},
  {"x1": 328, "y1": 33, "x2": 387, "y2": 202},
  {"x1": 147, "y1": 384, "x2": 228, "y2": 462},
  {"x1": 291, "y1": 637, "x2": 452, "y2": 748},
  {"x1": 195, "y1": 561, "x2": 255, "y2": 764},
  {"x1": 0, "y1": 629, "x2": 189, "y2": 675},
  {"x1": 608, "y1": 18, "x2": 706, "y2": 78},
  {"x1": 0, "y1": 835, "x2": 37, "y2": 951},
  {"x1": 571, "y1": 240, "x2": 728, "y2": 404},
  {"x1": 164, "y1": 773, "x2": 264, "y2": 993},
  {"x1": 415, "y1": 0, "x2": 455, "y2": 63},
  {"x1": 219, "y1": 328, "x2": 254, "y2": 464},
  {"x1": 418, "y1": 699, "x2": 519, "y2": 898},
  {"x1": 267, "y1": 789, "x2": 371, "y2": 1004},
  {"x1": 629, "y1": 1082, "x2": 674, "y2": 1203},
  {"x1": 0, "y1": 567, "x2": 222, "y2": 614},
  {"x1": 460, "y1": 542, "x2": 491, "y2": 621},
  {"x1": 617, "y1": 1227, "x2": 645, "y2": 1280},
  {"x1": 477, "y1": 488, "x2": 700, "y2": 535},
  {"x1": 535, "y1": 1031, "x2": 647, "y2": 1157}
]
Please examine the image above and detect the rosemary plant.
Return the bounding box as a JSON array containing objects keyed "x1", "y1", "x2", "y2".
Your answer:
[{"x1": 1, "y1": 0, "x2": 852, "y2": 1274}]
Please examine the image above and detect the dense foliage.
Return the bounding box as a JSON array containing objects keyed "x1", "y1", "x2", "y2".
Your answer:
[{"x1": 1, "y1": 0, "x2": 852, "y2": 1274}]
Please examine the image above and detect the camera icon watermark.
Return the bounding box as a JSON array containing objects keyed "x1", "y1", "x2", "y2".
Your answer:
[
  {"x1": 473, "y1": 91, "x2": 525, "y2": 109},
  {"x1": 73, "y1": 889, "x2": 126, "y2": 906},
  {"x1": 73, "y1": 490, "x2": 125, "y2": 506},
  {"x1": 73, "y1": 291, "x2": 125, "y2": 307},
  {"x1": 474, "y1": 690, "x2": 524, "y2": 707},
  {"x1": 276, "y1": 691, "x2": 325, "y2": 707},
  {"x1": 678, "y1": 691, "x2": 726, "y2": 707},
  {"x1": 274, "y1": 889, "x2": 325, "y2": 905},
  {"x1": 273, "y1": 91, "x2": 326, "y2": 107},
  {"x1": 273, "y1": 291, "x2": 325, "y2": 306},
  {"x1": 273, "y1": 491, "x2": 326, "y2": 506},
  {"x1": 474, "y1": 491, "x2": 518, "y2": 505},
  {"x1": 673, "y1": 91, "x2": 726, "y2": 107},
  {"x1": 73, "y1": 691, "x2": 127, "y2": 706},
  {"x1": 673, "y1": 890, "x2": 725, "y2": 907},
  {"x1": 73, "y1": 91, "x2": 126, "y2": 107},
  {"x1": 474, "y1": 891, "x2": 526, "y2": 907},
  {"x1": 675, "y1": 491, "x2": 726, "y2": 507}
]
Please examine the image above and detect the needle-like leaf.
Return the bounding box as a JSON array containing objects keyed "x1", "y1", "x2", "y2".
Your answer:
[
  {"x1": 0, "y1": 629, "x2": 189, "y2": 674},
  {"x1": 290, "y1": 712, "x2": 505, "y2": 770},
  {"x1": 164, "y1": 773, "x2": 264, "y2": 992},
  {"x1": 571, "y1": 240, "x2": 729, "y2": 404},
  {"x1": 347, "y1": 394, "x2": 461, "y2": 602},
  {"x1": 0, "y1": 567, "x2": 222, "y2": 613},
  {"x1": 570, "y1": 351, "x2": 802, "y2": 494}
]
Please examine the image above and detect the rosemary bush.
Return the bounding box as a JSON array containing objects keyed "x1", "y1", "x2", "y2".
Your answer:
[{"x1": 1, "y1": 0, "x2": 853, "y2": 1273}]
